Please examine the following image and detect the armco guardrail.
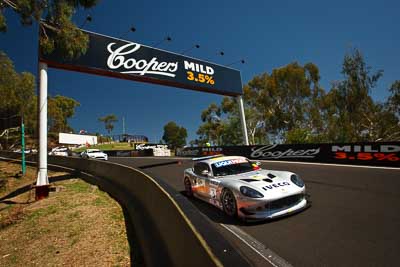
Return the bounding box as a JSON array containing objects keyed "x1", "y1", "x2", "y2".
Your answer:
[
  {"x1": 0, "y1": 151, "x2": 250, "y2": 267},
  {"x1": 176, "y1": 142, "x2": 400, "y2": 168}
]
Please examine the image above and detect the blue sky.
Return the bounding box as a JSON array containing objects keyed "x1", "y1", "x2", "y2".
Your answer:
[{"x1": 1, "y1": 0, "x2": 399, "y2": 143}]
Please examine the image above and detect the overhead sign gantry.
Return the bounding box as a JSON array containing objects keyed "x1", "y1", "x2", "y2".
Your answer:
[
  {"x1": 37, "y1": 27, "x2": 249, "y2": 193},
  {"x1": 40, "y1": 30, "x2": 243, "y2": 96}
]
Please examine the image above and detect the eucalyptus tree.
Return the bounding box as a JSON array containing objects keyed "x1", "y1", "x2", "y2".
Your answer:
[{"x1": 1, "y1": 0, "x2": 100, "y2": 60}]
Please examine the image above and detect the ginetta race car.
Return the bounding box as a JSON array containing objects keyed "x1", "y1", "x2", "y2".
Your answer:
[
  {"x1": 80, "y1": 149, "x2": 108, "y2": 161},
  {"x1": 183, "y1": 155, "x2": 307, "y2": 221}
]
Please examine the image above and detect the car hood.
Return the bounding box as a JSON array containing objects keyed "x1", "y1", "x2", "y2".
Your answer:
[{"x1": 220, "y1": 169, "x2": 304, "y2": 199}]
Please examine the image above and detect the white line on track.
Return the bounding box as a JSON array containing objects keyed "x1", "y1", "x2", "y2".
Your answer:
[{"x1": 220, "y1": 224, "x2": 292, "y2": 267}]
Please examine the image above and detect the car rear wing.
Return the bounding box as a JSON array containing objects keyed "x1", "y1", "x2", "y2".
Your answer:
[{"x1": 192, "y1": 154, "x2": 224, "y2": 161}]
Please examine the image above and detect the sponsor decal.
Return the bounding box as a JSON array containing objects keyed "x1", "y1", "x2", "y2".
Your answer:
[
  {"x1": 184, "y1": 61, "x2": 216, "y2": 86},
  {"x1": 262, "y1": 182, "x2": 290, "y2": 191},
  {"x1": 201, "y1": 147, "x2": 223, "y2": 156},
  {"x1": 250, "y1": 144, "x2": 320, "y2": 159},
  {"x1": 334, "y1": 152, "x2": 400, "y2": 162},
  {"x1": 107, "y1": 43, "x2": 178, "y2": 77},
  {"x1": 331, "y1": 145, "x2": 400, "y2": 153},
  {"x1": 332, "y1": 144, "x2": 400, "y2": 162},
  {"x1": 214, "y1": 158, "x2": 247, "y2": 168},
  {"x1": 135, "y1": 144, "x2": 168, "y2": 150},
  {"x1": 176, "y1": 142, "x2": 400, "y2": 167},
  {"x1": 40, "y1": 29, "x2": 243, "y2": 96},
  {"x1": 177, "y1": 149, "x2": 200, "y2": 156}
]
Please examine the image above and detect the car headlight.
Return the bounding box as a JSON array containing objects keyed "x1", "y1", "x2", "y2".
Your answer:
[
  {"x1": 290, "y1": 174, "x2": 305, "y2": 187},
  {"x1": 240, "y1": 186, "x2": 264, "y2": 198}
]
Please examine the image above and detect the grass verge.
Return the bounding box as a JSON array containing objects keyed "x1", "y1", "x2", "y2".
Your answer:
[
  {"x1": 73, "y1": 143, "x2": 134, "y2": 153},
  {"x1": 0, "y1": 161, "x2": 130, "y2": 266}
]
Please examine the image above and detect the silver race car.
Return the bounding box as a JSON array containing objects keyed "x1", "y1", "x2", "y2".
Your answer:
[{"x1": 183, "y1": 155, "x2": 307, "y2": 221}]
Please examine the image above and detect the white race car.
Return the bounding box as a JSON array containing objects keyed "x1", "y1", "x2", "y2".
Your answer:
[
  {"x1": 49, "y1": 146, "x2": 70, "y2": 156},
  {"x1": 183, "y1": 155, "x2": 308, "y2": 221},
  {"x1": 80, "y1": 149, "x2": 108, "y2": 160}
]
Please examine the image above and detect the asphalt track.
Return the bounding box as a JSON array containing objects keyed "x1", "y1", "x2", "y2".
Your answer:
[{"x1": 110, "y1": 157, "x2": 400, "y2": 267}]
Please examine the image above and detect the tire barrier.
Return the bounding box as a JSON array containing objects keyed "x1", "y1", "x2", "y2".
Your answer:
[
  {"x1": 0, "y1": 151, "x2": 251, "y2": 267},
  {"x1": 176, "y1": 142, "x2": 400, "y2": 168}
]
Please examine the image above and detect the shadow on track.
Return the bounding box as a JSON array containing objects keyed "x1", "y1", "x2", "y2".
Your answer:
[{"x1": 180, "y1": 190, "x2": 312, "y2": 226}]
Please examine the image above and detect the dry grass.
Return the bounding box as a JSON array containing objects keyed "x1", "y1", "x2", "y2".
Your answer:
[{"x1": 0, "y1": 161, "x2": 130, "y2": 266}]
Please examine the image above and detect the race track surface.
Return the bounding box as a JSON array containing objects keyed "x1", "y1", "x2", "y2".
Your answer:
[{"x1": 111, "y1": 157, "x2": 400, "y2": 267}]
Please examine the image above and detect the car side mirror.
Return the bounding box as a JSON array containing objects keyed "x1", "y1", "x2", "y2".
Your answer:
[{"x1": 201, "y1": 170, "x2": 210, "y2": 177}]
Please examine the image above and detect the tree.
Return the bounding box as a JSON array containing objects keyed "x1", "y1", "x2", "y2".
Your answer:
[
  {"x1": 364, "y1": 80, "x2": 400, "y2": 141},
  {"x1": 1, "y1": 0, "x2": 100, "y2": 60},
  {"x1": 207, "y1": 62, "x2": 325, "y2": 145},
  {"x1": 196, "y1": 103, "x2": 225, "y2": 145},
  {"x1": 0, "y1": 52, "x2": 80, "y2": 137},
  {"x1": 0, "y1": 51, "x2": 35, "y2": 134},
  {"x1": 325, "y1": 48, "x2": 383, "y2": 142},
  {"x1": 195, "y1": 50, "x2": 396, "y2": 144},
  {"x1": 388, "y1": 80, "x2": 400, "y2": 118},
  {"x1": 162, "y1": 121, "x2": 187, "y2": 149},
  {"x1": 98, "y1": 114, "x2": 118, "y2": 135},
  {"x1": 48, "y1": 95, "x2": 80, "y2": 132}
]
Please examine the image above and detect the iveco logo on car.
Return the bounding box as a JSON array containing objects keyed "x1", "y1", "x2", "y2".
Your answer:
[{"x1": 263, "y1": 182, "x2": 290, "y2": 191}]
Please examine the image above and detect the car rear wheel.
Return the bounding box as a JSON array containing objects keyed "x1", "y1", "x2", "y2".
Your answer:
[
  {"x1": 221, "y1": 189, "x2": 237, "y2": 217},
  {"x1": 184, "y1": 177, "x2": 193, "y2": 197}
]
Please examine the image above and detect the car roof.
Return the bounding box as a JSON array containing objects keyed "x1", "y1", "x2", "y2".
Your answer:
[{"x1": 197, "y1": 155, "x2": 248, "y2": 165}]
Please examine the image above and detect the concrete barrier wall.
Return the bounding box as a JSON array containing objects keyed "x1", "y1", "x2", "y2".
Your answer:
[
  {"x1": 0, "y1": 151, "x2": 222, "y2": 267},
  {"x1": 177, "y1": 142, "x2": 400, "y2": 167}
]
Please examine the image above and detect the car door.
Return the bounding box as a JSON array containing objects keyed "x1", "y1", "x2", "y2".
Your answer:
[{"x1": 193, "y1": 162, "x2": 211, "y2": 199}]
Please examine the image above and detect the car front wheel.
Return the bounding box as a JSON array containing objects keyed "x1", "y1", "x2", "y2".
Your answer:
[{"x1": 221, "y1": 189, "x2": 237, "y2": 217}]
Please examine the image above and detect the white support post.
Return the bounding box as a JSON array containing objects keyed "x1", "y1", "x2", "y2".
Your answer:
[
  {"x1": 237, "y1": 95, "x2": 249, "y2": 145},
  {"x1": 37, "y1": 62, "x2": 49, "y2": 186}
]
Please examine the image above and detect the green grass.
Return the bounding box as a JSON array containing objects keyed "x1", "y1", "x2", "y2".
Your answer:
[
  {"x1": 73, "y1": 142, "x2": 134, "y2": 152},
  {"x1": 65, "y1": 180, "x2": 92, "y2": 193},
  {"x1": 27, "y1": 205, "x2": 58, "y2": 221},
  {"x1": 0, "y1": 163, "x2": 130, "y2": 266}
]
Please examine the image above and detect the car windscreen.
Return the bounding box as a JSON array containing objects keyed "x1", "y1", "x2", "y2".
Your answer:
[{"x1": 211, "y1": 159, "x2": 255, "y2": 176}]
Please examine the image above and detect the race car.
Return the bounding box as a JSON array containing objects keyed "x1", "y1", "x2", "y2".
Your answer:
[
  {"x1": 183, "y1": 155, "x2": 307, "y2": 221},
  {"x1": 80, "y1": 149, "x2": 108, "y2": 160},
  {"x1": 48, "y1": 146, "x2": 70, "y2": 157}
]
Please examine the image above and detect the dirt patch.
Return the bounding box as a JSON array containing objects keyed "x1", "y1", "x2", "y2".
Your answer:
[{"x1": 0, "y1": 161, "x2": 130, "y2": 266}]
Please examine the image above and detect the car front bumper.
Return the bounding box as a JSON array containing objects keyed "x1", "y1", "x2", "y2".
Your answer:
[{"x1": 237, "y1": 195, "x2": 308, "y2": 221}]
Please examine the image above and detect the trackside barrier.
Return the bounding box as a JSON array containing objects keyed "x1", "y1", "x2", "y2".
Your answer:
[
  {"x1": 176, "y1": 142, "x2": 400, "y2": 168},
  {"x1": 0, "y1": 151, "x2": 251, "y2": 267}
]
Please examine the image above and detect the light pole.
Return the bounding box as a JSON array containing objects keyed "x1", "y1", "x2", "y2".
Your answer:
[
  {"x1": 237, "y1": 95, "x2": 249, "y2": 145},
  {"x1": 21, "y1": 114, "x2": 26, "y2": 175},
  {"x1": 36, "y1": 62, "x2": 49, "y2": 200}
]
